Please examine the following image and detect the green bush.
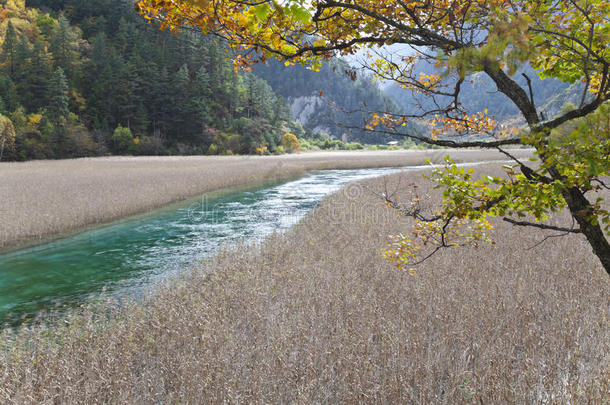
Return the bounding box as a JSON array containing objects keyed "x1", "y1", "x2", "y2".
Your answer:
[
  {"x1": 207, "y1": 144, "x2": 218, "y2": 155},
  {"x1": 65, "y1": 124, "x2": 100, "y2": 157},
  {"x1": 344, "y1": 142, "x2": 364, "y2": 150},
  {"x1": 137, "y1": 135, "x2": 167, "y2": 155},
  {"x1": 226, "y1": 134, "x2": 242, "y2": 154},
  {"x1": 402, "y1": 139, "x2": 417, "y2": 149},
  {"x1": 111, "y1": 125, "x2": 134, "y2": 154}
]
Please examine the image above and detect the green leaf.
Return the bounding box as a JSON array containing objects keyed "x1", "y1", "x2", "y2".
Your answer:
[
  {"x1": 289, "y1": 5, "x2": 310, "y2": 24},
  {"x1": 252, "y1": 4, "x2": 271, "y2": 20}
]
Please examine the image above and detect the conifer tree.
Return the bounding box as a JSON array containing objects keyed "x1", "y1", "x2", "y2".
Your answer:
[
  {"x1": 0, "y1": 114, "x2": 16, "y2": 161},
  {"x1": 19, "y1": 38, "x2": 53, "y2": 112},
  {"x1": 169, "y1": 63, "x2": 192, "y2": 140},
  {"x1": 50, "y1": 14, "x2": 77, "y2": 77},
  {"x1": 191, "y1": 66, "x2": 212, "y2": 137},
  {"x1": 47, "y1": 67, "x2": 70, "y2": 125},
  {"x1": 1, "y1": 22, "x2": 18, "y2": 79}
]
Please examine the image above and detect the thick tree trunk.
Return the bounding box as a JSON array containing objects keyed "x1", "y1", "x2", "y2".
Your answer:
[
  {"x1": 485, "y1": 63, "x2": 610, "y2": 276},
  {"x1": 563, "y1": 186, "x2": 610, "y2": 276}
]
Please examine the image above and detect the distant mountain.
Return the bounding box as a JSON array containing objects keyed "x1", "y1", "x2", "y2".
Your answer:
[
  {"x1": 382, "y1": 59, "x2": 581, "y2": 125},
  {"x1": 254, "y1": 59, "x2": 418, "y2": 144}
]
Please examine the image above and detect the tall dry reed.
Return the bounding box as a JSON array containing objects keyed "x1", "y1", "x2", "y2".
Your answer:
[
  {"x1": 0, "y1": 149, "x2": 530, "y2": 249},
  {"x1": 0, "y1": 165, "x2": 607, "y2": 403}
]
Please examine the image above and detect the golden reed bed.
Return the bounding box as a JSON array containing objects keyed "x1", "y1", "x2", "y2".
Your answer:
[
  {"x1": 0, "y1": 165, "x2": 607, "y2": 403},
  {"x1": 0, "y1": 149, "x2": 529, "y2": 250}
]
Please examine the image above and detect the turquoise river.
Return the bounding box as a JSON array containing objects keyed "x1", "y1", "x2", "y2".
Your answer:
[{"x1": 0, "y1": 167, "x2": 410, "y2": 325}]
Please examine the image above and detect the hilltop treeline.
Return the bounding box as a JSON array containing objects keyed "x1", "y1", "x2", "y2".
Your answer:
[
  {"x1": 0, "y1": 0, "x2": 299, "y2": 160},
  {"x1": 0, "y1": 0, "x2": 406, "y2": 161}
]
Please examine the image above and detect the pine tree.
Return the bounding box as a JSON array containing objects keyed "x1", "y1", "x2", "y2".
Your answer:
[
  {"x1": 19, "y1": 38, "x2": 53, "y2": 112},
  {"x1": 115, "y1": 55, "x2": 148, "y2": 135},
  {"x1": 244, "y1": 73, "x2": 255, "y2": 118},
  {"x1": 98, "y1": 44, "x2": 127, "y2": 130},
  {"x1": 0, "y1": 114, "x2": 16, "y2": 161},
  {"x1": 150, "y1": 66, "x2": 172, "y2": 137},
  {"x1": 50, "y1": 14, "x2": 77, "y2": 76},
  {"x1": 169, "y1": 63, "x2": 194, "y2": 141},
  {"x1": 83, "y1": 34, "x2": 111, "y2": 129},
  {"x1": 115, "y1": 17, "x2": 130, "y2": 53},
  {"x1": 191, "y1": 66, "x2": 212, "y2": 137},
  {"x1": 272, "y1": 96, "x2": 291, "y2": 125},
  {"x1": 0, "y1": 73, "x2": 18, "y2": 112},
  {"x1": 47, "y1": 67, "x2": 70, "y2": 125},
  {"x1": 1, "y1": 22, "x2": 18, "y2": 79},
  {"x1": 47, "y1": 67, "x2": 70, "y2": 158},
  {"x1": 205, "y1": 43, "x2": 233, "y2": 123}
]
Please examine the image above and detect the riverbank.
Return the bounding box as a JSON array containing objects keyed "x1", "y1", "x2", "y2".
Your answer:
[
  {"x1": 1, "y1": 165, "x2": 607, "y2": 402},
  {"x1": 0, "y1": 149, "x2": 530, "y2": 250},
  {"x1": 0, "y1": 167, "x2": 403, "y2": 323}
]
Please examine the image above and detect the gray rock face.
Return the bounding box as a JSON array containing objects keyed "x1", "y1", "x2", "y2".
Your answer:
[{"x1": 289, "y1": 95, "x2": 324, "y2": 125}]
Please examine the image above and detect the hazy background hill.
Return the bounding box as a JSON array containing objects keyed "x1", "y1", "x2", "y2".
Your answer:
[
  {"x1": 254, "y1": 59, "x2": 408, "y2": 144},
  {"x1": 375, "y1": 48, "x2": 583, "y2": 124}
]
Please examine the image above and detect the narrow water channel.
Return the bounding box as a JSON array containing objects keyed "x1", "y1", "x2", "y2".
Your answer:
[{"x1": 0, "y1": 167, "x2": 406, "y2": 324}]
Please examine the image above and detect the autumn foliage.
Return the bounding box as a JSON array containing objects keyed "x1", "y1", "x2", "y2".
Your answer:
[
  {"x1": 281, "y1": 132, "x2": 300, "y2": 153},
  {"x1": 0, "y1": 113, "x2": 15, "y2": 161},
  {"x1": 136, "y1": 1, "x2": 610, "y2": 274}
]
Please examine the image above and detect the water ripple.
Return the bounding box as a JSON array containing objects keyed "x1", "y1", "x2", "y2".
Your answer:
[{"x1": 0, "y1": 167, "x2": 404, "y2": 323}]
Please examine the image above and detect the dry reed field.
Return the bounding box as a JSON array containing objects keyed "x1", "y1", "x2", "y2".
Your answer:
[
  {"x1": 0, "y1": 165, "x2": 607, "y2": 403},
  {"x1": 0, "y1": 149, "x2": 530, "y2": 249}
]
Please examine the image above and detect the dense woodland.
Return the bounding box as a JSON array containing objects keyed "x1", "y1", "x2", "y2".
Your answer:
[
  {"x1": 0, "y1": 0, "x2": 301, "y2": 159},
  {"x1": 0, "y1": 0, "x2": 403, "y2": 161}
]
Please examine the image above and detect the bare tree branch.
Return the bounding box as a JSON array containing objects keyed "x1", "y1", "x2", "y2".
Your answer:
[
  {"x1": 338, "y1": 123, "x2": 522, "y2": 149},
  {"x1": 503, "y1": 218, "x2": 582, "y2": 233}
]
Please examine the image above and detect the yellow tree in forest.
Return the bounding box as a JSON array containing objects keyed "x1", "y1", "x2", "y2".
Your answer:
[
  {"x1": 136, "y1": 0, "x2": 610, "y2": 275},
  {"x1": 0, "y1": 114, "x2": 15, "y2": 161},
  {"x1": 281, "y1": 132, "x2": 300, "y2": 153}
]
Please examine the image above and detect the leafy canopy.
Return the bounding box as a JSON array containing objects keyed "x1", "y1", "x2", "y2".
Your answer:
[
  {"x1": 136, "y1": 1, "x2": 609, "y2": 86},
  {"x1": 136, "y1": 0, "x2": 610, "y2": 274}
]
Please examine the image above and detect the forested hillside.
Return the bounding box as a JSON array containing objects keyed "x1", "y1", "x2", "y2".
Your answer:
[
  {"x1": 0, "y1": 0, "x2": 405, "y2": 161},
  {"x1": 0, "y1": 0, "x2": 304, "y2": 159},
  {"x1": 0, "y1": 1, "x2": 590, "y2": 161}
]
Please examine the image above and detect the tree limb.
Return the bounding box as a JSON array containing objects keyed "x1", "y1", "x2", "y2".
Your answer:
[
  {"x1": 502, "y1": 218, "x2": 582, "y2": 233},
  {"x1": 339, "y1": 124, "x2": 522, "y2": 149}
]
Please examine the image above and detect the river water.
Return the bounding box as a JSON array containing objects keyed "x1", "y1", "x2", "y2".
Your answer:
[{"x1": 0, "y1": 166, "x2": 409, "y2": 324}]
